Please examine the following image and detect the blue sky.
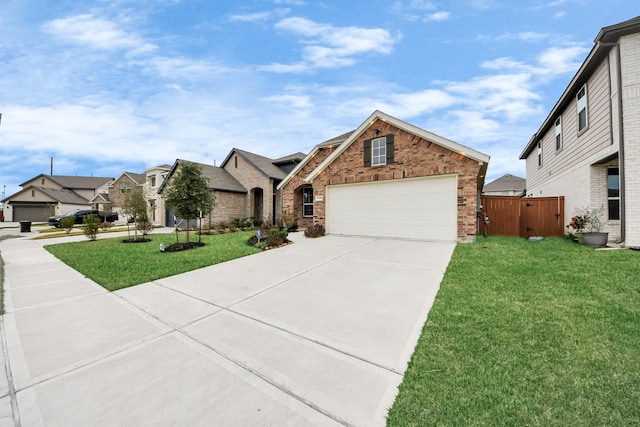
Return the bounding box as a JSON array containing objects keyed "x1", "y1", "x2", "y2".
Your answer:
[{"x1": 0, "y1": 0, "x2": 637, "y2": 199}]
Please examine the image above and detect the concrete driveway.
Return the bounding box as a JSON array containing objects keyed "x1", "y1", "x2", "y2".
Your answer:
[{"x1": 0, "y1": 229, "x2": 455, "y2": 426}]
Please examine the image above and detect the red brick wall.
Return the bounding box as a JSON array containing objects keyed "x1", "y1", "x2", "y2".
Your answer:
[{"x1": 282, "y1": 119, "x2": 483, "y2": 240}]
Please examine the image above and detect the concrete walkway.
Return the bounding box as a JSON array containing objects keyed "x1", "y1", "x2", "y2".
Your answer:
[{"x1": 0, "y1": 225, "x2": 455, "y2": 426}]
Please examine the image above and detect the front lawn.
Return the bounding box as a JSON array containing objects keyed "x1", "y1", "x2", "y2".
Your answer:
[
  {"x1": 45, "y1": 231, "x2": 261, "y2": 291},
  {"x1": 388, "y1": 236, "x2": 640, "y2": 426}
]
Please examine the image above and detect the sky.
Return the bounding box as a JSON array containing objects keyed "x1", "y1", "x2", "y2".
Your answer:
[{"x1": 0, "y1": 0, "x2": 638, "y2": 199}]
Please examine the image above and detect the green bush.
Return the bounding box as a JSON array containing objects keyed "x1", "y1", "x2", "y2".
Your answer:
[
  {"x1": 304, "y1": 224, "x2": 325, "y2": 238},
  {"x1": 82, "y1": 214, "x2": 101, "y2": 241},
  {"x1": 60, "y1": 216, "x2": 76, "y2": 234}
]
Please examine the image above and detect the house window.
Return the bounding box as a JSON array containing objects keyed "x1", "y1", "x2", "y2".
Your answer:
[
  {"x1": 577, "y1": 85, "x2": 588, "y2": 133},
  {"x1": 119, "y1": 182, "x2": 130, "y2": 193},
  {"x1": 364, "y1": 134, "x2": 394, "y2": 167},
  {"x1": 31, "y1": 189, "x2": 35, "y2": 197},
  {"x1": 235, "y1": 156, "x2": 238, "y2": 168},
  {"x1": 302, "y1": 187, "x2": 313, "y2": 217},
  {"x1": 607, "y1": 167, "x2": 620, "y2": 220},
  {"x1": 537, "y1": 141, "x2": 542, "y2": 167},
  {"x1": 149, "y1": 176, "x2": 156, "y2": 187},
  {"x1": 372, "y1": 137, "x2": 386, "y2": 166},
  {"x1": 555, "y1": 117, "x2": 562, "y2": 151},
  {"x1": 41, "y1": 178, "x2": 45, "y2": 185}
]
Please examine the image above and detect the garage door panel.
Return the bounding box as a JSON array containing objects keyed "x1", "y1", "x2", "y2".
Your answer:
[{"x1": 326, "y1": 175, "x2": 457, "y2": 241}]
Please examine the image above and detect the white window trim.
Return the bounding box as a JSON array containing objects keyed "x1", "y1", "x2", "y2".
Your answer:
[
  {"x1": 371, "y1": 137, "x2": 386, "y2": 166},
  {"x1": 555, "y1": 116, "x2": 562, "y2": 152},
  {"x1": 577, "y1": 84, "x2": 588, "y2": 134}
]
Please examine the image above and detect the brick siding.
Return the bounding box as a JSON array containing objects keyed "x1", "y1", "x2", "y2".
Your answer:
[{"x1": 282, "y1": 119, "x2": 482, "y2": 240}]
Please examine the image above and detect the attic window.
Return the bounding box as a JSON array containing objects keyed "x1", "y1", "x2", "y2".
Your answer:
[
  {"x1": 235, "y1": 156, "x2": 238, "y2": 168},
  {"x1": 119, "y1": 182, "x2": 130, "y2": 193},
  {"x1": 41, "y1": 178, "x2": 45, "y2": 185},
  {"x1": 364, "y1": 134, "x2": 395, "y2": 167},
  {"x1": 149, "y1": 176, "x2": 156, "y2": 187}
]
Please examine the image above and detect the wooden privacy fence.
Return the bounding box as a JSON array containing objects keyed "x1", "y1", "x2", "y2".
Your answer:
[{"x1": 480, "y1": 196, "x2": 565, "y2": 238}]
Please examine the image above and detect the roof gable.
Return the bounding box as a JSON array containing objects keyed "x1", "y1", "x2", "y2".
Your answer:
[
  {"x1": 158, "y1": 159, "x2": 247, "y2": 194},
  {"x1": 20, "y1": 174, "x2": 114, "y2": 189},
  {"x1": 304, "y1": 110, "x2": 490, "y2": 184},
  {"x1": 483, "y1": 174, "x2": 526, "y2": 192},
  {"x1": 277, "y1": 131, "x2": 354, "y2": 190}
]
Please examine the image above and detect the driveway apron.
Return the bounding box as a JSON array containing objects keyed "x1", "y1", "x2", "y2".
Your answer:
[{"x1": 0, "y1": 230, "x2": 454, "y2": 426}]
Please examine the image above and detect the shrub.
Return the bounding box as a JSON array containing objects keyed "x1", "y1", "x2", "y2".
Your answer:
[
  {"x1": 282, "y1": 211, "x2": 298, "y2": 231},
  {"x1": 100, "y1": 221, "x2": 113, "y2": 231},
  {"x1": 246, "y1": 228, "x2": 289, "y2": 250},
  {"x1": 60, "y1": 216, "x2": 76, "y2": 233},
  {"x1": 82, "y1": 214, "x2": 101, "y2": 241},
  {"x1": 136, "y1": 219, "x2": 154, "y2": 236},
  {"x1": 304, "y1": 224, "x2": 325, "y2": 238}
]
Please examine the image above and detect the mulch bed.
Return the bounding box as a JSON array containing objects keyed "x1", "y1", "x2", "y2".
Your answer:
[{"x1": 163, "y1": 241, "x2": 206, "y2": 252}]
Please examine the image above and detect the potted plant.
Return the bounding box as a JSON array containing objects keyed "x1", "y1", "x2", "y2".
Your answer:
[{"x1": 567, "y1": 207, "x2": 608, "y2": 248}]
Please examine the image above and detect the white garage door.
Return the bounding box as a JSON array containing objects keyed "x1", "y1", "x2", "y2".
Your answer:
[{"x1": 325, "y1": 175, "x2": 458, "y2": 241}]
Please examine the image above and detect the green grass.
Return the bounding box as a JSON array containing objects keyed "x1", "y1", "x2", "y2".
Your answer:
[
  {"x1": 45, "y1": 231, "x2": 261, "y2": 291},
  {"x1": 388, "y1": 236, "x2": 640, "y2": 427}
]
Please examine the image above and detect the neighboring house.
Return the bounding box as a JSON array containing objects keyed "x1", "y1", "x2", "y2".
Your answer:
[
  {"x1": 143, "y1": 164, "x2": 171, "y2": 225},
  {"x1": 102, "y1": 171, "x2": 147, "y2": 220},
  {"x1": 158, "y1": 159, "x2": 248, "y2": 227},
  {"x1": 482, "y1": 174, "x2": 526, "y2": 196},
  {"x1": 159, "y1": 150, "x2": 306, "y2": 227},
  {"x1": 1, "y1": 175, "x2": 114, "y2": 222},
  {"x1": 519, "y1": 16, "x2": 640, "y2": 246},
  {"x1": 278, "y1": 110, "x2": 490, "y2": 242},
  {"x1": 221, "y1": 148, "x2": 305, "y2": 224}
]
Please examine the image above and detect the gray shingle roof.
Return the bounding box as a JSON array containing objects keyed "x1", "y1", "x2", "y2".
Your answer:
[
  {"x1": 233, "y1": 149, "x2": 289, "y2": 180},
  {"x1": 483, "y1": 174, "x2": 526, "y2": 192},
  {"x1": 272, "y1": 152, "x2": 306, "y2": 164},
  {"x1": 199, "y1": 163, "x2": 247, "y2": 193},
  {"x1": 33, "y1": 186, "x2": 90, "y2": 204},
  {"x1": 159, "y1": 159, "x2": 247, "y2": 194},
  {"x1": 46, "y1": 175, "x2": 114, "y2": 189}
]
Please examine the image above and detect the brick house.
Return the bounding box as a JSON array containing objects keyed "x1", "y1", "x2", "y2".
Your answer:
[
  {"x1": 1, "y1": 175, "x2": 114, "y2": 222},
  {"x1": 278, "y1": 110, "x2": 490, "y2": 242},
  {"x1": 159, "y1": 150, "x2": 304, "y2": 227},
  {"x1": 221, "y1": 148, "x2": 305, "y2": 225},
  {"x1": 519, "y1": 16, "x2": 640, "y2": 247}
]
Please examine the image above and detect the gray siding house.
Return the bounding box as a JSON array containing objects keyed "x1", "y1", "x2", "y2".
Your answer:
[{"x1": 520, "y1": 16, "x2": 640, "y2": 247}]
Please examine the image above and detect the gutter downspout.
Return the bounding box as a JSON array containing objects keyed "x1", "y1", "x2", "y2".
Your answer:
[{"x1": 615, "y1": 42, "x2": 626, "y2": 243}]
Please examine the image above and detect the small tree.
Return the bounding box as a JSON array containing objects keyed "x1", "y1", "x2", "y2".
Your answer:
[
  {"x1": 82, "y1": 214, "x2": 101, "y2": 241},
  {"x1": 121, "y1": 185, "x2": 147, "y2": 241},
  {"x1": 60, "y1": 216, "x2": 76, "y2": 234},
  {"x1": 163, "y1": 162, "x2": 216, "y2": 243}
]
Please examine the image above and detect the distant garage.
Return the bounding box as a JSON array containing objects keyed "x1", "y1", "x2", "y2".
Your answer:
[
  {"x1": 325, "y1": 175, "x2": 458, "y2": 242},
  {"x1": 10, "y1": 202, "x2": 51, "y2": 222}
]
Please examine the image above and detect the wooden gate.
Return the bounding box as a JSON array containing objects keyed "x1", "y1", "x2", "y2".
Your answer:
[{"x1": 480, "y1": 196, "x2": 564, "y2": 238}]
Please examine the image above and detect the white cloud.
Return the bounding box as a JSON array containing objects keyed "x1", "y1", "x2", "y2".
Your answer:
[
  {"x1": 228, "y1": 8, "x2": 289, "y2": 23},
  {"x1": 42, "y1": 14, "x2": 156, "y2": 55},
  {"x1": 142, "y1": 57, "x2": 234, "y2": 80},
  {"x1": 424, "y1": 11, "x2": 450, "y2": 22},
  {"x1": 266, "y1": 17, "x2": 398, "y2": 71}
]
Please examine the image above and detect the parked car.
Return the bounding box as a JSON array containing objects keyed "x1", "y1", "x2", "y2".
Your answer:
[{"x1": 48, "y1": 209, "x2": 118, "y2": 228}]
